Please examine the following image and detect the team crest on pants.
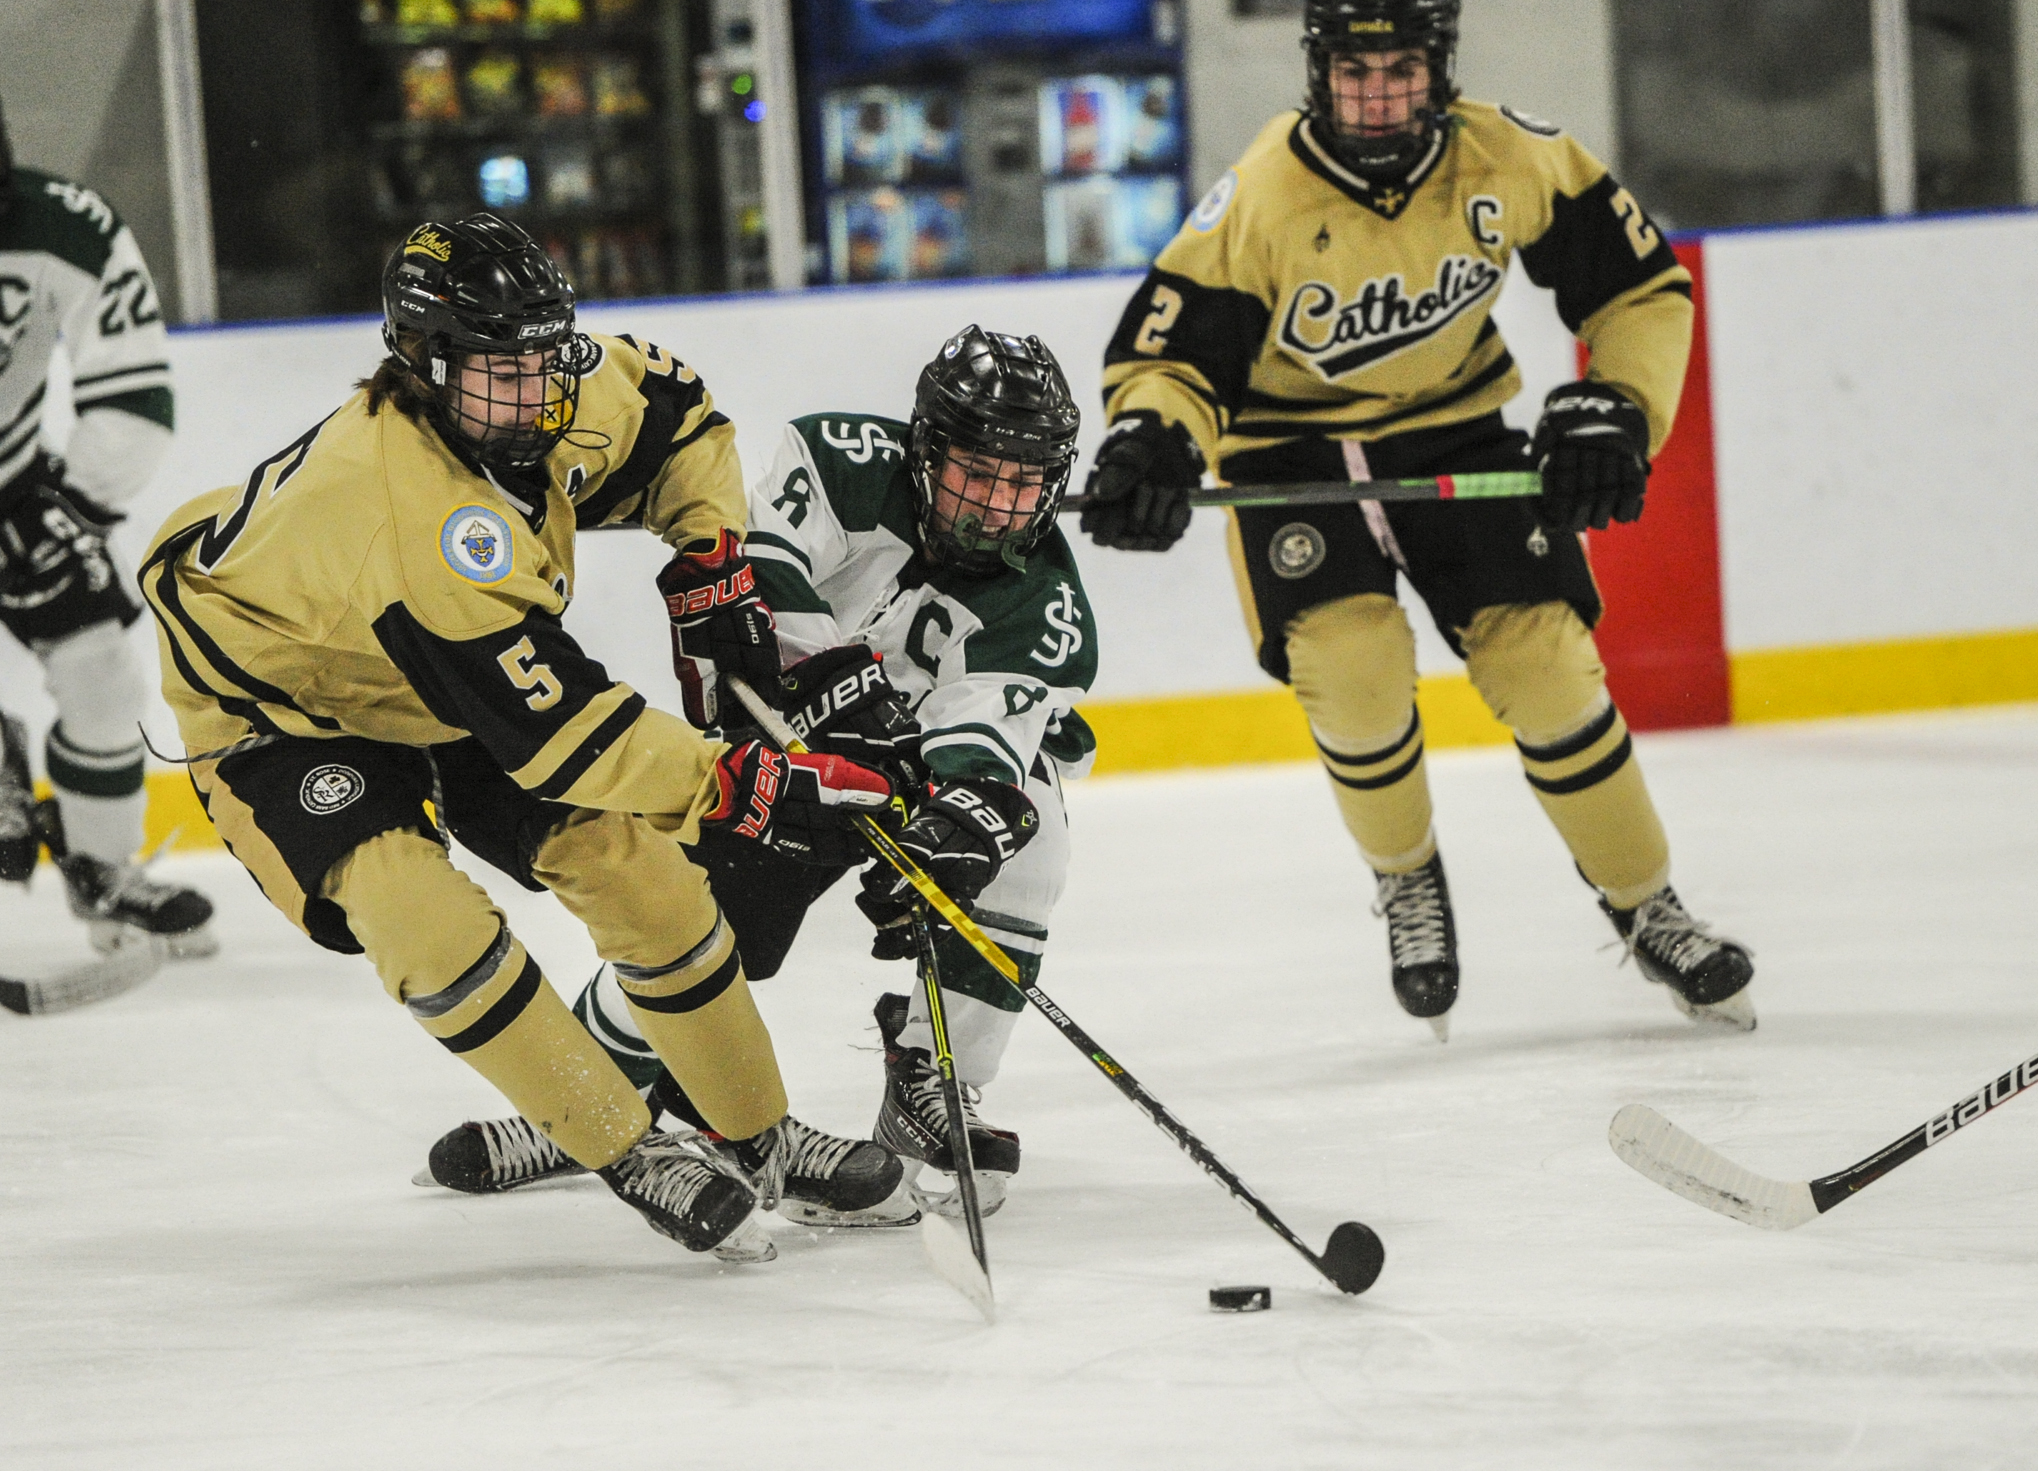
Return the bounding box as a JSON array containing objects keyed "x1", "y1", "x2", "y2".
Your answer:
[
  {"x1": 440, "y1": 505, "x2": 514, "y2": 584},
  {"x1": 1270, "y1": 522, "x2": 1328, "y2": 580},
  {"x1": 300, "y1": 764, "x2": 365, "y2": 815}
]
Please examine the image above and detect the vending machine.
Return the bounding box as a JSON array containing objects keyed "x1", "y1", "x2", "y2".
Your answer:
[{"x1": 797, "y1": 0, "x2": 1187, "y2": 285}]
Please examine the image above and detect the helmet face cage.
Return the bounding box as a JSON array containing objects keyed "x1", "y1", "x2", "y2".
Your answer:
[
  {"x1": 907, "y1": 327, "x2": 1080, "y2": 575},
  {"x1": 380, "y1": 214, "x2": 595, "y2": 470},
  {"x1": 909, "y1": 420, "x2": 1074, "y2": 575},
  {"x1": 1302, "y1": 0, "x2": 1460, "y2": 174}
]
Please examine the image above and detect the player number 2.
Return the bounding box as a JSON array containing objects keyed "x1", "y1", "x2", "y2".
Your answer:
[
  {"x1": 498, "y1": 636, "x2": 564, "y2": 711},
  {"x1": 1609, "y1": 188, "x2": 1659, "y2": 259},
  {"x1": 1133, "y1": 285, "x2": 1183, "y2": 356}
]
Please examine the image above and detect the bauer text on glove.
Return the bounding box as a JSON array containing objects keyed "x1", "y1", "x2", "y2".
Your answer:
[{"x1": 656, "y1": 528, "x2": 780, "y2": 727}]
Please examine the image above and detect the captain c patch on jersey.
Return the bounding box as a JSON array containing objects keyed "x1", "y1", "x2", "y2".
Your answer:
[
  {"x1": 1277, "y1": 255, "x2": 1505, "y2": 381},
  {"x1": 440, "y1": 505, "x2": 514, "y2": 584}
]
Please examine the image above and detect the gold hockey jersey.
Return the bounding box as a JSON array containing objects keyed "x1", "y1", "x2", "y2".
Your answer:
[
  {"x1": 142, "y1": 333, "x2": 737, "y2": 833},
  {"x1": 1103, "y1": 101, "x2": 1693, "y2": 465}
]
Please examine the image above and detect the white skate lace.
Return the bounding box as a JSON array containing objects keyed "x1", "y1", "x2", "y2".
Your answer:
[
  {"x1": 615, "y1": 1135, "x2": 714, "y2": 1216},
  {"x1": 1621, "y1": 893, "x2": 1749, "y2": 974},
  {"x1": 905, "y1": 1067, "x2": 988, "y2": 1133},
  {"x1": 479, "y1": 1117, "x2": 570, "y2": 1184},
  {"x1": 1374, "y1": 867, "x2": 1450, "y2": 967},
  {"x1": 776, "y1": 1116, "x2": 859, "y2": 1184}
]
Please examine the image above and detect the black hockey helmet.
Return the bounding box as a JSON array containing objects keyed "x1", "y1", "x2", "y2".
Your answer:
[
  {"x1": 908, "y1": 326, "x2": 1080, "y2": 576},
  {"x1": 1302, "y1": 0, "x2": 1461, "y2": 175},
  {"x1": 379, "y1": 212, "x2": 598, "y2": 469}
]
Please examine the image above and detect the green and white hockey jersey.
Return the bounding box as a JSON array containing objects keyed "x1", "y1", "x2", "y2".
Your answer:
[
  {"x1": 0, "y1": 167, "x2": 174, "y2": 501},
  {"x1": 746, "y1": 412, "x2": 1098, "y2": 787}
]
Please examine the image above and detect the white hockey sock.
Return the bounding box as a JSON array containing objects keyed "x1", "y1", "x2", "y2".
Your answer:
[{"x1": 900, "y1": 989, "x2": 1022, "y2": 1089}]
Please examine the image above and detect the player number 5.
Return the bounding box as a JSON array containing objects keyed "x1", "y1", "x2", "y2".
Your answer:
[
  {"x1": 1609, "y1": 188, "x2": 1660, "y2": 260},
  {"x1": 498, "y1": 636, "x2": 564, "y2": 711},
  {"x1": 1133, "y1": 284, "x2": 1183, "y2": 356}
]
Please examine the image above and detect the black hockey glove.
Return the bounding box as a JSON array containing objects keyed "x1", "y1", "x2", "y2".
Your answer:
[
  {"x1": 702, "y1": 739, "x2": 897, "y2": 867},
  {"x1": 657, "y1": 528, "x2": 781, "y2": 728},
  {"x1": 778, "y1": 645, "x2": 924, "y2": 787},
  {"x1": 1531, "y1": 380, "x2": 1652, "y2": 533},
  {"x1": 1078, "y1": 410, "x2": 1204, "y2": 553},
  {"x1": 0, "y1": 460, "x2": 125, "y2": 617},
  {"x1": 856, "y1": 778, "x2": 1039, "y2": 960}
]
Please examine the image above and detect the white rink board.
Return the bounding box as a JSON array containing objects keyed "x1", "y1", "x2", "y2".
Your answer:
[
  {"x1": 3, "y1": 262, "x2": 1574, "y2": 755},
  {"x1": 4, "y1": 709, "x2": 2037, "y2": 1468},
  {"x1": 1706, "y1": 210, "x2": 2038, "y2": 652}
]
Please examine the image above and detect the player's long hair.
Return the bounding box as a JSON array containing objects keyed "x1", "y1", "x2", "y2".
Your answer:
[{"x1": 358, "y1": 330, "x2": 438, "y2": 420}]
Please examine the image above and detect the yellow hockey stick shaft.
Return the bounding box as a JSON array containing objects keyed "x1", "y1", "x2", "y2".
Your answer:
[{"x1": 723, "y1": 676, "x2": 1021, "y2": 986}]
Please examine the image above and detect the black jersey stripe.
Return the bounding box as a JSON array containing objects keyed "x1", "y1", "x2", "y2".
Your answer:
[
  {"x1": 71, "y1": 361, "x2": 170, "y2": 389},
  {"x1": 1232, "y1": 348, "x2": 1516, "y2": 441},
  {"x1": 1327, "y1": 740, "x2": 1425, "y2": 791},
  {"x1": 571, "y1": 375, "x2": 713, "y2": 529},
  {"x1": 531, "y1": 691, "x2": 648, "y2": 802},
  {"x1": 1317, "y1": 710, "x2": 1421, "y2": 768}
]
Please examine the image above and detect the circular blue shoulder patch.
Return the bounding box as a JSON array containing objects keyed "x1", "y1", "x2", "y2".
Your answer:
[
  {"x1": 440, "y1": 505, "x2": 514, "y2": 584},
  {"x1": 1189, "y1": 170, "x2": 1239, "y2": 234}
]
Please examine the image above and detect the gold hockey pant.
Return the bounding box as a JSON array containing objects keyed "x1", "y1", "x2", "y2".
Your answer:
[
  {"x1": 1286, "y1": 594, "x2": 1670, "y2": 907},
  {"x1": 194, "y1": 735, "x2": 787, "y2": 1170}
]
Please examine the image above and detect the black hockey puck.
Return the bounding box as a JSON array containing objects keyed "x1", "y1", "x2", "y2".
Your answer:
[{"x1": 1208, "y1": 1285, "x2": 1271, "y2": 1312}]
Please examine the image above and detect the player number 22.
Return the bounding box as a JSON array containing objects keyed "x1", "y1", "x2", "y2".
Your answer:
[
  {"x1": 1133, "y1": 285, "x2": 1183, "y2": 356},
  {"x1": 1609, "y1": 188, "x2": 1659, "y2": 260},
  {"x1": 498, "y1": 636, "x2": 564, "y2": 711}
]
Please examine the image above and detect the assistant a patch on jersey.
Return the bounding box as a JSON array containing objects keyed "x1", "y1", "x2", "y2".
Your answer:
[
  {"x1": 1269, "y1": 522, "x2": 1327, "y2": 580},
  {"x1": 1500, "y1": 105, "x2": 1562, "y2": 138},
  {"x1": 1190, "y1": 170, "x2": 1239, "y2": 233},
  {"x1": 440, "y1": 505, "x2": 514, "y2": 584}
]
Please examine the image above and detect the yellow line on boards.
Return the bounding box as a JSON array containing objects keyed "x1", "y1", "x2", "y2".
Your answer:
[
  {"x1": 1730, "y1": 626, "x2": 2038, "y2": 724},
  {"x1": 119, "y1": 624, "x2": 2038, "y2": 847}
]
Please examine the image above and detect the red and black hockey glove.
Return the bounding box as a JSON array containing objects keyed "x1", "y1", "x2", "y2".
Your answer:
[
  {"x1": 1077, "y1": 410, "x2": 1203, "y2": 553},
  {"x1": 1531, "y1": 381, "x2": 1652, "y2": 533},
  {"x1": 778, "y1": 645, "x2": 924, "y2": 788},
  {"x1": 656, "y1": 528, "x2": 780, "y2": 728},
  {"x1": 856, "y1": 778, "x2": 1039, "y2": 959},
  {"x1": 703, "y1": 739, "x2": 896, "y2": 866}
]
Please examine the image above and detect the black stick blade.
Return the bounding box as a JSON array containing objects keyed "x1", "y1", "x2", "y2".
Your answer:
[{"x1": 1319, "y1": 1222, "x2": 1385, "y2": 1294}]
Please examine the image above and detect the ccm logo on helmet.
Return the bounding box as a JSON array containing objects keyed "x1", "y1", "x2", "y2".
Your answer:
[
  {"x1": 519, "y1": 319, "x2": 566, "y2": 339},
  {"x1": 664, "y1": 563, "x2": 756, "y2": 618}
]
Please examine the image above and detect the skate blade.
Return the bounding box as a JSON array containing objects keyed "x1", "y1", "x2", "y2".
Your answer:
[
  {"x1": 777, "y1": 1176, "x2": 921, "y2": 1228},
  {"x1": 1670, "y1": 986, "x2": 1757, "y2": 1032},
  {"x1": 907, "y1": 1167, "x2": 1010, "y2": 1221},
  {"x1": 165, "y1": 925, "x2": 219, "y2": 960},
  {"x1": 711, "y1": 1216, "x2": 778, "y2": 1264},
  {"x1": 1427, "y1": 1011, "x2": 1451, "y2": 1042}
]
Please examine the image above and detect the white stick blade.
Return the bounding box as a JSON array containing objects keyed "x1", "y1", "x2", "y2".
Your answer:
[
  {"x1": 920, "y1": 1213, "x2": 995, "y2": 1323},
  {"x1": 1609, "y1": 1104, "x2": 1818, "y2": 1230},
  {"x1": 0, "y1": 935, "x2": 164, "y2": 1016}
]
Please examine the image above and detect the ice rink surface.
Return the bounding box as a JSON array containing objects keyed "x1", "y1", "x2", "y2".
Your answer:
[{"x1": 5, "y1": 707, "x2": 2036, "y2": 1470}]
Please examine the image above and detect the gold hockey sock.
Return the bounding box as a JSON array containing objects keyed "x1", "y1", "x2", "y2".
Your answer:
[
  {"x1": 405, "y1": 925, "x2": 652, "y2": 1169},
  {"x1": 1516, "y1": 703, "x2": 1670, "y2": 910},
  {"x1": 1286, "y1": 593, "x2": 1436, "y2": 874},
  {"x1": 328, "y1": 829, "x2": 650, "y2": 1170},
  {"x1": 614, "y1": 911, "x2": 788, "y2": 1142}
]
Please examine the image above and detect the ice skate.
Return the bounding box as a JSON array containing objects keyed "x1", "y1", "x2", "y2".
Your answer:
[
  {"x1": 0, "y1": 712, "x2": 35, "y2": 885},
  {"x1": 704, "y1": 1113, "x2": 915, "y2": 1229},
  {"x1": 414, "y1": 1115, "x2": 586, "y2": 1192},
  {"x1": 1604, "y1": 887, "x2": 1756, "y2": 1031},
  {"x1": 56, "y1": 833, "x2": 217, "y2": 959},
  {"x1": 872, "y1": 992, "x2": 1019, "y2": 1219},
  {"x1": 1374, "y1": 853, "x2": 1458, "y2": 1040},
  {"x1": 598, "y1": 1129, "x2": 760, "y2": 1255}
]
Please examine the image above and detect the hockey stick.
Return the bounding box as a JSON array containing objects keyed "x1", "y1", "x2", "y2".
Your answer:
[
  {"x1": 909, "y1": 905, "x2": 996, "y2": 1323},
  {"x1": 725, "y1": 675, "x2": 1386, "y2": 1295},
  {"x1": 0, "y1": 931, "x2": 164, "y2": 1016},
  {"x1": 1609, "y1": 1048, "x2": 2038, "y2": 1229},
  {"x1": 1059, "y1": 470, "x2": 1541, "y2": 514}
]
